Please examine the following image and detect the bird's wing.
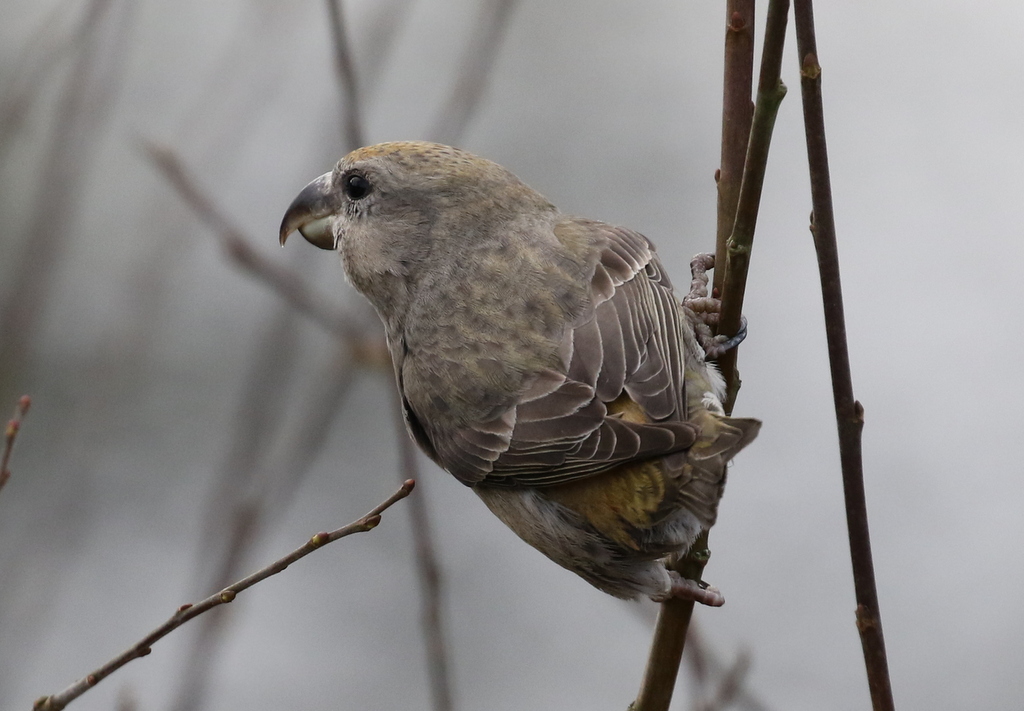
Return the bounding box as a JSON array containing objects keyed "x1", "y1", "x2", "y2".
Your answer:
[{"x1": 437, "y1": 220, "x2": 701, "y2": 487}]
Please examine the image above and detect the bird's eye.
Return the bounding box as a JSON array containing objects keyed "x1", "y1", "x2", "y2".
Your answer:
[{"x1": 343, "y1": 172, "x2": 372, "y2": 200}]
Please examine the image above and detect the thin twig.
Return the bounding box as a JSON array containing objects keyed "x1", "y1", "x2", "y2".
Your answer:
[
  {"x1": 146, "y1": 28, "x2": 378, "y2": 710},
  {"x1": 632, "y1": 5, "x2": 789, "y2": 710},
  {"x1": 141, "y1": 141, "x2": 363, "y2": 343},
  {"x1": 429, "y1": 0, "x2": 521, "y2": 146},
  {"x1": 325, "y1": 0, "x2": 365, "y2": 150},
  {"x1": 792, "y1": 3, "x2": 895, "y2": 710},
  {"x1": 717, "y1": 0, "x2": 790, "y2": 413},
  {"x1": 32, "y1": 480, "x2": 415, "y2": 711},
  {"x1": 0, "y1": 395, "x2": 31, "y2": 494}
]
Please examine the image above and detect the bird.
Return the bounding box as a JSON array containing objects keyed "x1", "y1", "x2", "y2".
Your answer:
[{"x1": 280, "y1": 141, "x2": 760, "y2": 605}]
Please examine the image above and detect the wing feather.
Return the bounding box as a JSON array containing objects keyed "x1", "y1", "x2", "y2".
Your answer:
[
  {"x1": 418, "y1": 218, "x2": 701, "y2": 488},
  {"x1": 477, "y1": 219, "x2": 697, "y2": 487}
]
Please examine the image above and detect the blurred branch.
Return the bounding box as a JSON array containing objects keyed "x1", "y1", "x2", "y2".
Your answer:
[
  {"x1": 143, "y1": 140, "x2": 377, "y2": 711},
  {"x1": 0, "y1": 0, "x2": 80, "y2": 162},
  {"x1": 168, "y1": 304, "x2": 301, "y2": 711},
  {"x1": 792, "y1": 3, "x2": 895, "y2": 710},
  {"x1": 360, "y1": 0, "x2": 416, "y2": 92},
  {"x1": 142, "y1": 141, "x2": 364, "y2": 344},
  {"x1": 429, "y1": 0, "x2": 520, "y2": 146},
  {"x1": 392, "y1": 388, "x2": 454, "y2": 711},
  {"x1": 0, "y1": 0, "x2": 130, "y2": 401},
  {"x1": 263, "y1": 346, "x2": 361, "y2": 509},
  {"x1": 0, "y1": 396, "x2": 31, "y2": 495},
  {"x1": 325, "y1": 0, "x2": 365, "y2": 150},
  {"x1": 632, "y1": 4, "x2": 788, "y2": 711},
  {"x1": 277, "y1": 5, "x2": 523, "y2": 710},
  {"x1": 393, "y1": 5, "x2": 524, "y2": 706},
  {"x1": 33, "y1": 480, "x2": 415, "y2": 711},
  {"x1": 320, "y1": 3, "x2": 524, "y2": 708},
  {"x1": 684, "y1": 623, "x2": 773, "y2": 711},
  {"x1": 694, "y1": 649, "x2": 752, "y2": 711}
]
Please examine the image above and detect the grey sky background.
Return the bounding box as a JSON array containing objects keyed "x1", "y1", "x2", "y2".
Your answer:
[{"x1": 2, "y1": 1, "x2": 1022, "y2": 710}]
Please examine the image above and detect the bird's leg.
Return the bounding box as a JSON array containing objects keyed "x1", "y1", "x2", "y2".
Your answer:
[
  {"x1": 683, "y1": 253, "x2": 747, "y2": 361},
  {"x1": 650, "y1": 570, "x2": 726, "y2": 607}
]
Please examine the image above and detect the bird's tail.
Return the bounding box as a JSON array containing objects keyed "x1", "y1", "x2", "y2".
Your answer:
[{"x1": 672, "y1": 411, "x2": 761, "y2": 529}]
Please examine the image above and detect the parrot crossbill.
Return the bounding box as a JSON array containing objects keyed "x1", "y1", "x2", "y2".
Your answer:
[{"x1": 280, "y1": 142, "x2": 760, "y2": 605}]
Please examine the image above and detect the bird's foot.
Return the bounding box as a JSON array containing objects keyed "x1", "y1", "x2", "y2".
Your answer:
[
  {"x1": 683, "y1": 253, "x2": 747, "y2": 361},
  {"x1": 650, "y1": 570, "x2": 725, "y2": 607}
]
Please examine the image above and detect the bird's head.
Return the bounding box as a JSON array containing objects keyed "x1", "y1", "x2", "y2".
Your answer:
[{"x1": 279, "y1": 141, "x2": 554, "y2": 317}]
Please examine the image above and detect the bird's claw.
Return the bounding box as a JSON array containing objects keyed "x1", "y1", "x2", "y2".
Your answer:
[
  {"x1": 702, "y1": 316, "x2": 747, "y2": 360},
  {"x1": 683, "y1": 253, "x2": 748, "y2": 361},
  {"x1": 651, "y1": 571, "x2": 725, "y2": 607}
]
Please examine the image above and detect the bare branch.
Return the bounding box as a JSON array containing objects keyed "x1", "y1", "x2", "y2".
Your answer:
[
  {"x1": 632, "y1": 544, "x2": 710, "y2": 711},
  {"x1": 713, "y1": 1, "x2": 755, "y2": 298},
  {"x1": 717, "y1": 0, "x2": 790, "y2": 413},
  {"x1": 32, "y1": 480, "x2": 416, "y2": 711},
  {"x1": 0, "y1": 395, "x2": 31, "y2": 494},
  {"x1": 325, "y1": 0, "x2": 365, "y2": 150},
  {"x1": 429, "y1": 0, "x2": 521, "y2": 146},
  {"x1": 632, "y1": 4, "x2": 789, "y2": 710},
  {"x1": 141, "y1": 141, "x2": 364, "y2": 343},
  {"x1": 792, "y1": 3, "x2": 895, "y2": 709}
]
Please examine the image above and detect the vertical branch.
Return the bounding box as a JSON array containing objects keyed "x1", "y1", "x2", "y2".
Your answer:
[
  {"x1": 791, "y1": 3, "x2": 895, "y2": 710},
  {"x1": 632, "y1": 586, "x2": 697, "y2": 711},
  {"x1": 714, "y1": 1, "x2": 756, "y2": 296},
  {"x1": 632, "y1": 3, "x2": 790, "y2": 709},
  {"x1": 325, "y1": 0, "x2": 365, "y2": 150},
  {"x1": 711, "y1": 0, "x2": 755, "y2": 410},
  {"x1": 717, "y1": 0, "x2": 789, "y2": 413}
]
